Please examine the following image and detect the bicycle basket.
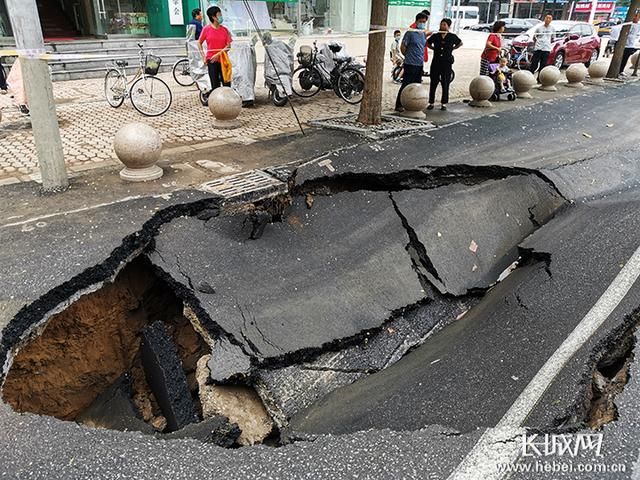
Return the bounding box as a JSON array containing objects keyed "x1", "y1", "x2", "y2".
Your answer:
[
  {"x1": 298, "y1": 45, "x2": 313, "y2": 67},
  {"x1": 144, "y1": 54, "x2": 162, "y2": 75}
]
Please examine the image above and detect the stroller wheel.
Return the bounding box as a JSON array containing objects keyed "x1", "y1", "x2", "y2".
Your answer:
[
  {"x1": 199, "y1": 90, "x2": 210, "y2": 107},
  {"x1": 508, "y1": 93, "x2": 516, "y2": 101},
  {"x1": 490, "y1": 93, "x2": 499, "y2": 102},
  {"x1": 271, "y1": 87, "x2": 289, "y2": 107}
]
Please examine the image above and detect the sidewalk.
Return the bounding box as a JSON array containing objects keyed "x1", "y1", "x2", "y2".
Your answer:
[
  {"x1": 0, "y1": 30, "x2": 618, "y2": 186},
  {"x1": 0, "y1": 33, "x2": 483, "y2": 185}
]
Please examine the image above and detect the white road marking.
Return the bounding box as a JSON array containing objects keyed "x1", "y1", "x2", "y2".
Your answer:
[
  {"x1": 449, "y1": 243, "x2": 640, "y2": 479},
  {"x1": 0, "y1": 195, "x2": 147, "y2": 229}
]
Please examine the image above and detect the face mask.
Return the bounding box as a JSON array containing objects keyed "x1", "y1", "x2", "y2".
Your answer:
[
  {"x1": 416, "y1": 22, "x2": 426, "y2": 30},
  {"x1": 395, "y1": 35, "x2": 400, "y2": 40},
  {"x1": 217, "y1": 15, "x2": 224, "y2": 24}
]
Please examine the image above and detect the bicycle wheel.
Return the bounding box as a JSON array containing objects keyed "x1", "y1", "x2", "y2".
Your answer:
[
  {"x1": 104, "y1": 69, "x2": 126, "y2": 108},
  {"x1": 337, "y1": 67, "x2": 365, "y2": 105},
  {"x1": 292, "y1": 66, "x2": 322, "y2": 98},
  {"x1": 392, "y1": 65, "x2": 403, "y2": 83},
  {"x1": 130, "y1": 76, "x2": 172, "y2": 117},
  {"x1": 172, "y1": 58, "x2": 195, "y2": 87}
]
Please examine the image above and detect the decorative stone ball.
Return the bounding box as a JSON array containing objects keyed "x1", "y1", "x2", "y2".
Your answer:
[
  {"x1": 208, "y1": 87, "x2": 242, "y2": 128},
  {"x1": 629, "y1": 52, "x2": 639, "y2": 71},
  {"x1": 565, "y1": 63, "x2": 587, "y2": 87},
  {"x1": 400, "y1": 83, "x2": 428, "y2": 118},
  {"x1": 538, "y1": 65, "x2": 561, "y2": 91},
  {"x1": 468, "y1": 75, "x2": 494, "y2": 107},
  {"x1": 512, "y1": 70, "x2": 536, "y2": 98},
  {"x1": 588, "y1": 60, "x2": 608, "y2": 82},
  {"x1": 114, "y1": 122, "x2": 163, "y2": 182}
]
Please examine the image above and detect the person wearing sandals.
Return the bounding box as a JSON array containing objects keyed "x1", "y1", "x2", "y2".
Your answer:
[
  {"x1": 426, "y1": 18, "x2": 462, "y2": 111},
  {"x1": 480, "y1": 21, "x2": 505, "y2": 76}
]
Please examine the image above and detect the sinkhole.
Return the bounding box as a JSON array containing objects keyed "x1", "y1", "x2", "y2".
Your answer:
[{"x1": 0, "y1": 256, "x2": 276, "y2": 447}]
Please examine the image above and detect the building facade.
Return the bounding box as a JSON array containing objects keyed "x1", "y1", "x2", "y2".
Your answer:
[{"x1": 0, "y1": 0, "x2": 446, "y2": 41}]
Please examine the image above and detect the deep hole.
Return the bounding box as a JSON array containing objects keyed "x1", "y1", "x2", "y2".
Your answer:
[
  {"x1": 0, "y1": 256, "x2": 275, "y2": 446},
  {"x1": 586, "y1": 325, "x2": 636, "y2": 430}
]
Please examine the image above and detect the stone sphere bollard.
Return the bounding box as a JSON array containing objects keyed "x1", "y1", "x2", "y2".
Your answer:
[
  {"x1": 208, "y1": 87, "x2": 242, "y2": 129},
  {"x1": 468, "y1": 76, "x2": 495, "y2": 107},
  {"x1": 512, "y1": 70, "x2": 536, "y2": 99},
  {"x1": 114, "y1": 123, "x2": 163, "y2": 182},
  {"x1": 538, "y1": 65, "x2": 561, "y2": 91},
  {"x1": 400, "y1": 83, "x2": 428, "y2": 118},
  {"x1": 565, "y1": 63, "x2": 587, "y2": 88},
  {"x1": 588, "y1": 60, "x2": 608, "y2": 83}
]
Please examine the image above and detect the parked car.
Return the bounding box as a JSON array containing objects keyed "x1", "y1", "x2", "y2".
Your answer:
[
  {"x1": 594, "y1": 20, "x2": 618, "y2": 37},
  {"x1": 465, "y1": 18, "x2": 533, "y2": 34},
  {"x1": 510, "y1": 21, "x2": 601, "y2": 68},
  {"x1": 524, "y1": 18, "x2": 542, "y2": 27}
]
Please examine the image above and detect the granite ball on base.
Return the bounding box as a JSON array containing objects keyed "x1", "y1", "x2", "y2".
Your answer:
[
  {"x1": 208, "y1": 87, "x2": 242, "y2": 129},
  {"x1": 114, "y1": 123, "x2": 163, "y2": 182}
]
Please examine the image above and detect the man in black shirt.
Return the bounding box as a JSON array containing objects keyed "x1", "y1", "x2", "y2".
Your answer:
[{"x1": 426, "y1": 18, "x2": 462, "y2": 111}]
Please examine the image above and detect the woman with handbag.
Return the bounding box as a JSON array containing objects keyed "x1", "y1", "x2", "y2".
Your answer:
[{"x1": 198, "y1": 6, "x2": 232, "y2": 92}]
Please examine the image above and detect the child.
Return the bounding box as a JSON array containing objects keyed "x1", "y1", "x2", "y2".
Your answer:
[
  {"x1": 390, "y1": 29, "x2": 404, "y2": 83},
  {"x1": 496, "y1": 56, "x2": 511, "y2": 90}
]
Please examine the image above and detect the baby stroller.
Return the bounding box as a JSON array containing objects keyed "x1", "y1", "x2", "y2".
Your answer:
[{"x1": 488, "y1": 63, "x2": 516, "y2": 101}]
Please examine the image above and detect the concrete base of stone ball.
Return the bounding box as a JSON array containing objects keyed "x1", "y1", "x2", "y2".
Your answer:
[
  {"x1": 400, "y1": 83, "x2": 428, "y2": 119},
  {"x1": 468, "y1": 76, "x2": 494, "y2": 108},
  {"x1": 512, "y1": 70, "x2": 536, "y2": 99},
  {"x1": 114, "y1": 122, "x2": 164, "y2": 182},
  {"x1": 588, "y1": 60, "x2": 608, "y2": 83},
  {"x1": 538, "y1": 65, "x2": 560, "y2": 92},
  {"x1": 565, "y1": 63, "x2": 587, "y2": 88},
  {"x1": 209, "y1": 87, "x2": 242, "y2": 129}
]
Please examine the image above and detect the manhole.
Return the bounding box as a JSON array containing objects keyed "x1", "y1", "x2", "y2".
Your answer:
[
  {"x1": 309, "y1": 113, "x2": 435, "y2": 140},
  {"x1": 199, "y1": 169, "x2": 287, "y2": 202}
]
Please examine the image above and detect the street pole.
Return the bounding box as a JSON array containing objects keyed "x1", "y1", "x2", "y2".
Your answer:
[
  {"x1": 6, "y1": 0, "x2": 68, "y2": 192},
  {"x1": 587, "y1": 0, "x2": 597, "y2": 24}
]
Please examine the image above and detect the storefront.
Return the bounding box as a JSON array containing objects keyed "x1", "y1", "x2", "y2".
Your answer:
[
  {"x1": 0, "y1": 0, "x2": 446, "y2": 41},
  {"x1": 209, "y1": 0, "x2": 444, "y2": 34}
]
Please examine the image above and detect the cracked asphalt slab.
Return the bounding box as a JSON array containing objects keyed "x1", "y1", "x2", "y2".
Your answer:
[
  {"x1": 1, "y1": 82, "x2": 640, "y2": 478},
  {"x1": 290, "y1": 193, "x2": 640, "y2": 437}
]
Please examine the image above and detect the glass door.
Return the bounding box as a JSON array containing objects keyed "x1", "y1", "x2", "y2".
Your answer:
[{"x1": 97, "y1": 0, "x2": 149, "y2": 35}]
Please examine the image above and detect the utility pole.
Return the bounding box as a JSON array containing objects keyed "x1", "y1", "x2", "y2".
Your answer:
[
  {"x1": 6, "y1": 0, "x2": 68, "y2": 192},
  {"x1": 606, "y1": 0, "x2": 640, "y2": 78},
  {"x1": 357, "y1": 0, "x2": 388, "y2": 126}
]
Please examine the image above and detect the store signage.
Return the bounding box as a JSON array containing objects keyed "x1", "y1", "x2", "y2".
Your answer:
[
  {"x1": 168, "y1": 0, "x2": 184, "y2": 25},
  {"x1": 574, "y1": 1, "x2": 615, "y2": 12},
  {"x1": 389, "y1": 0, "x2": 432, "y2": 6}
]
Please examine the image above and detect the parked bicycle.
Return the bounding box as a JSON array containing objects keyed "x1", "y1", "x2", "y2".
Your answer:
[
  {"x1": 292, "y1": 42, "x2": 365, "y2": 105},
  {"x1": 391, "y1": 64, "x2": 455, "y2": 83},
  {"x1": 172, "y1": 57, "x2": 195, "y2": 87},
  {"x1": 104, "y1": 43, "x2": 172, "y2": 117}
]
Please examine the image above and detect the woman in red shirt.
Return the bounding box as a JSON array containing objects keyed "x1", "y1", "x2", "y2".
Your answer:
[
  {"x1": 198, "y1": 6, "x2": 232, "y2": 92},
  {"x1": 480, "y1": 21, "x2": 505, "y2": 76}
]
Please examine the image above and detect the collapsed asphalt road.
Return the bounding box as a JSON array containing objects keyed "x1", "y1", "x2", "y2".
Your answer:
[{"x1": 1, "y1": 81, "x2": 640, "y2": 479}]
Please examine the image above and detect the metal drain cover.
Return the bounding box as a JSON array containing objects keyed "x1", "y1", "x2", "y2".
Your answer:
[
  {"x1": 309, "y1": 114, "x2": 435, "y2": 140},
  {"x1": 199, "y1": 169, "x2": 287, "y2": 201}
]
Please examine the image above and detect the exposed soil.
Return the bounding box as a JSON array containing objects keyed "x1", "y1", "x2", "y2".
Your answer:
[{"x1": 1, "y1": 256, "x2": 207, "y2": 426}]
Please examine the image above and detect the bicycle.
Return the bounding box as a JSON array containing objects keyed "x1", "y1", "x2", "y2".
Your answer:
[
  {"x1": 392, "y1": 63, "x2": 455, "y2": 83},
  {"x1": 292, "y1": 42, "x2": 366, "y2": 105},
  {"x1": 104, "y1": 43, "x2": 172, "y2": 117},
  {"x1": 172, "y1": 57, "x2": 195, "y2": 87}
]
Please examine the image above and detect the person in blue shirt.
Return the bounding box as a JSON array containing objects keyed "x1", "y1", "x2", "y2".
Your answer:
[
  {"x1": 395, "y1": 12, "x2": 428, "y2": 112},
  {"x1": 189, "y1": 8, "x2": 203, "y2": 40}
]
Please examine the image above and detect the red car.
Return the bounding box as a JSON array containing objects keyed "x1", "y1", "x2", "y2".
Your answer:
[{"x1": 510, "y1": 21, "x2": 601, "y2": 69}]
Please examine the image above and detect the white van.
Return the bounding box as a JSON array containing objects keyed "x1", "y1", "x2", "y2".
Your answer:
[{"x1": 448, "y1": 6, "x2": 480, "y2": 31}]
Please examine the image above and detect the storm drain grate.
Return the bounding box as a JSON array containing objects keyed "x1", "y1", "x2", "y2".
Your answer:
[
  {"x1": 309, "y1": 113, "x2": 435, "y2": 140},
  {"x1": 199, "y1": 169, "x2": 287, "y2": 201}
]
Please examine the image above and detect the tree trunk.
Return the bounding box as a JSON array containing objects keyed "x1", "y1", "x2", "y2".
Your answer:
[
  {"x1": 606, "y1": 0, "x2": 640, "y2": 78},
  {"x1": 357, "y1": 0, "x2": 389, "y2": 126}
]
